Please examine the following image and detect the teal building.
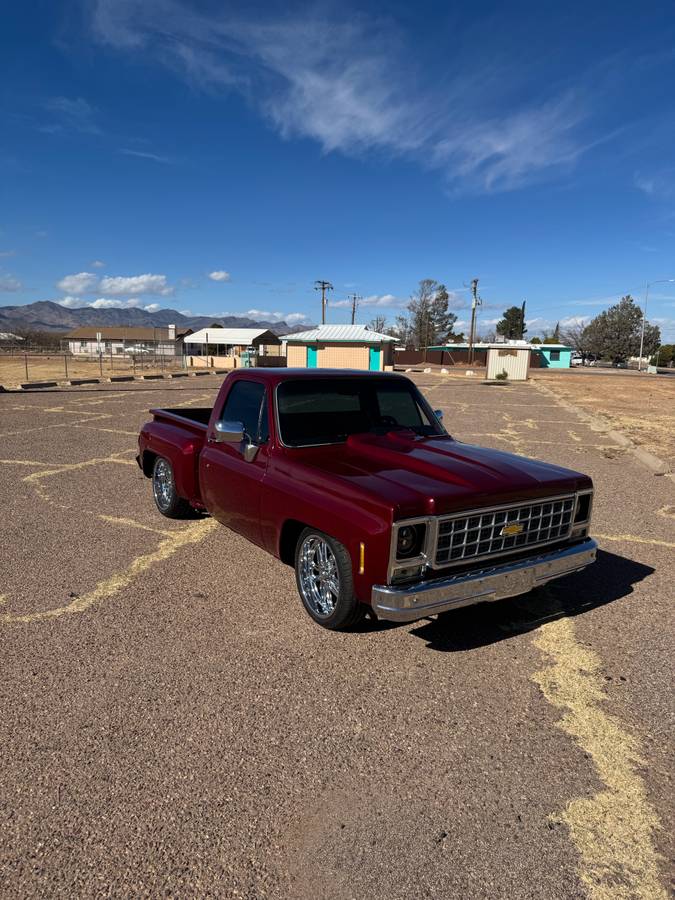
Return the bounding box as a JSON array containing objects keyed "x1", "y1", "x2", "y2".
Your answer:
[{"x1": 530, "y1": 344, "x2": 573, "y2": 368}]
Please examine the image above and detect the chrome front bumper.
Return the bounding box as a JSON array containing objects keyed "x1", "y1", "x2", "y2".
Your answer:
[{"x1": 371, "y1": 538, "x2": 598, "y2": 623}]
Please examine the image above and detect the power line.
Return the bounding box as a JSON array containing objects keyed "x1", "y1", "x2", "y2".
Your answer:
[{"x1": 314, "y1": 280, "x2": 333, "y2": 325}]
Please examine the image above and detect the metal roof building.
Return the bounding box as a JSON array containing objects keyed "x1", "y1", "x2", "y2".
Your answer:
[
  {"x1": 280, "y1": 324, "x2": 396, "y2": 371},
  {"x1": 185, "y1": 327, "x2": 281, "y2": 347}
]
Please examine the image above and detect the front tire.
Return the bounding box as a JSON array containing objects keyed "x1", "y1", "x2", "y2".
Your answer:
[
  {"x1": 152, "y1": 456, "x2": 193, "y2": 519},
  {"x1": 294, "y1": 528, "x2": 366, "y2": 630}
]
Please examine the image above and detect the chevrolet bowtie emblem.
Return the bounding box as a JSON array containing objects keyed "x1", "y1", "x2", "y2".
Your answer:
[{"x1": 501, "y1": 522, "x2": 524, "y2": 537}]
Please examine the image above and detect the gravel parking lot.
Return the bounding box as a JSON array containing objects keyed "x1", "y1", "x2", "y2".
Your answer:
[{"x1": 1, "y1": 375, "x2": 673, "y2": 899}]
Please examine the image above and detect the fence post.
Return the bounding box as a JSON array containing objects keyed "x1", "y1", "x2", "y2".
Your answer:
[
  {"x1": 25, "y1": 354, "x2": 29, "y2": 382},
  {"x1": 64, "y1": 354, "x2": 68, "y2": 379},
  {"x1": 99, "y1": 352, "x2": 103, "y2": 377},
  {"x1": 133, "y1": 354, "x2": 136, "y2": 375}
]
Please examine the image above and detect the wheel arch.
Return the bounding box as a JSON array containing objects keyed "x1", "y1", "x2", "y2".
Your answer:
[
  {"x1": 141, "y1": 449, "x2": 158, "y2": 478},
  {"x1": 279, "y1": 518, "x2": 308, "y2": 566}
]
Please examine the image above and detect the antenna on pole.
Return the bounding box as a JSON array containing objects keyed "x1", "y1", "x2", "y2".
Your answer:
[
  {"x1": 348, "y1": 293, "x2": 362, "y2": 325},
  {"x1": 314, "y1": 280, "x2": 333, "y2": 325},
  {"x1": 468, "y1": 278, "x2": 481, "y2": 364}
]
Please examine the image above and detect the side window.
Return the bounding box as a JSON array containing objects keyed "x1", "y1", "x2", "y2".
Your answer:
[
  {"x1": 550, "y1": 350, "x2": 561, "y2": 361},
  {"x1": 220, "y1": 380, "x2": 268, "y2": 442},
  {"x1": 375, "y1": 386, "x2": 428, "y2": 428}
]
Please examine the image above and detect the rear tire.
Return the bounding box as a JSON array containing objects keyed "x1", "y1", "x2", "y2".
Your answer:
[
  {"x1": 152, "y1": 456, "x2": 193, "y2": 519},
  {"x1": 294, "y1": 528, "x2": 367, "y2": 630}
]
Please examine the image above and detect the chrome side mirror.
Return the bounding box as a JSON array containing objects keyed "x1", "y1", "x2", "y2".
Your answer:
[
  {"x1": 213, "y1": 420, "x2": 260, "y2": 462},
  {"x1": 213, "y1": 420, "x2": 245, "y2": 443},
  {"x1": 433, "y1": 409, "x2": 444, "y2": 422}
]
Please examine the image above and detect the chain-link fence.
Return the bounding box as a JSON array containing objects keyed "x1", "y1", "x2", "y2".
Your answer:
[{"x1": 0, "y1": 348, "x2": 186, "y2": 384}]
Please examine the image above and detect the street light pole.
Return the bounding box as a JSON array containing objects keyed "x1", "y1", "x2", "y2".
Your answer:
[{"x1": 639, "y1": 278, "x2": 674, "y2": 371}]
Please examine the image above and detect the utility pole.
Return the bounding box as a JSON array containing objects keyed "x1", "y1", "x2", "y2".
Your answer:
[
  {"x1": 314, "y1": 280, "x2": 333, "y2": 325},
  {"x1": 468, "y1": 278, "x2": 480, "y2": 364},
  {"x1": 348, "y1": 293, "x2": 362, "y2": 325},
  {"x1": 520, "y1": 300, "x2": 526, "y2": 340}
]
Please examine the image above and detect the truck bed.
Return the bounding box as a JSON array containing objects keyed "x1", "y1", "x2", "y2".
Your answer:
[{"x1": 149, "y1": 407, "x2": 212, "y2": 429}]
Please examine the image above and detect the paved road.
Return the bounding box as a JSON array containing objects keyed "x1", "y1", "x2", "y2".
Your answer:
[{"x1": 1, "y1": 376, "x2": 673, "y2": 899}]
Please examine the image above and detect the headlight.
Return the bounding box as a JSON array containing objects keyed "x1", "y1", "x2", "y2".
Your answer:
[
  {"x1": 574, "y1": 491, "x2": 593, "y2": 523},
  {"x1": 396, "y1": 524, "x2": 426, "y2": 559}
]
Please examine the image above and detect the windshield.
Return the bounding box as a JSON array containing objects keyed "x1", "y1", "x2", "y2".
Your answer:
[{"x1": 276, "y1": 378, "x2": 443, "y2": 447}]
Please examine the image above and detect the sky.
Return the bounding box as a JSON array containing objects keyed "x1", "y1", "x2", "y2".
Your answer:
[{"x1": 2, "y1": 0, "x2": 675, "y2": 340}]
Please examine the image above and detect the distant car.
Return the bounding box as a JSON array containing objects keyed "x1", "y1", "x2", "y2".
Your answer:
[
  {"x1": 571, "y1": 354, "x2": 583, "y2": 367},
  {"x1": 124, "y1": 347, "x2": 151, "y2": 354}
]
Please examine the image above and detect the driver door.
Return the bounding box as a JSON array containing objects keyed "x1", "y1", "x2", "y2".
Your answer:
[{"x1": 200, "y1": 379, "x2": 270, "y2": 546}]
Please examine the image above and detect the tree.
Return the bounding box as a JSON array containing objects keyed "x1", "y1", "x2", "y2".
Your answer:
[
  {"x1": 393, "y1": 314, "x2": 414, "y2": 348},
  {"x1": 541, "y1": 322, "x2": 560, "y2": 343},
  {"x1": 530, "y1": 336, "x2": 542, "y2": 344},
  {"x1": 406, "y1": 279, "x2": 458, "y2": 348},
  {"x1": 368, "y1": 316, "x2": 388, "y2": 334},
  {"x1": 560, "y1": 322, "x2": 592, "y2": 360},
  {"x1": 650, "y1": 343, "x2": 674, "y2": 366},
  {"x1": 582, "y1": 295, "x2": 660, "y2": 363},
  {"x1": 496, "y1": 306, "x2": 527, "y2": 339}
]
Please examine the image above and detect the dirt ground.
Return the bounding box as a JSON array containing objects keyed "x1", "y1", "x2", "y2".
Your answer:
[
  {"x1": 0, "y1": 354, "x2": 182, "y2": 385},
  {"x1": 530, "y1": 370, "x2": 675, "y2": 467},
  {"x1": 0, "y1": 375, "x2": 673, "y2": 898}
]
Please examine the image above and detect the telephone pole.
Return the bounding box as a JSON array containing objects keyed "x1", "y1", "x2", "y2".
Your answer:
[
  {"x1": 468, "y1": 278, "x2": 480, "y2": 364},
  {"x1": 348, "y1": 293, "x2": 362, "y2": 325},
  {"x1": 314, "y1": 280, "x2": 333, "y2": 325}
]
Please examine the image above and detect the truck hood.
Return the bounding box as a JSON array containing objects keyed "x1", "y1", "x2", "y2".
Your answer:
[{"x1": 286, "y1": 431, "x2": 591, "y2": 518}]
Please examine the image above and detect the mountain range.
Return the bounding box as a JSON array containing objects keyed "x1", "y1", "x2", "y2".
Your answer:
[{"x1": 0, "y1": 301, "x2": 312, "y2": 336}]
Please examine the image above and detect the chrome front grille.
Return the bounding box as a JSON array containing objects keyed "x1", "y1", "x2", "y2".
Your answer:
[{"x1": 434, "y1": 495, "x2": 575, "y2": 567}]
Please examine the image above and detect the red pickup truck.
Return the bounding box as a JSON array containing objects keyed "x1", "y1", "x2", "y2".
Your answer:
[{"x1": 137, "y1": 369, "x2": 596, "y2": 629}]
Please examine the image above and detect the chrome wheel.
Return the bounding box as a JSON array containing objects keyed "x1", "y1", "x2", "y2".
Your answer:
[
  {"x1": 298, "y1": 534, "x2": 340, "y2": 619},
  {"x1": 153, "y1": 458, "x2": 174, "y2": 512}
]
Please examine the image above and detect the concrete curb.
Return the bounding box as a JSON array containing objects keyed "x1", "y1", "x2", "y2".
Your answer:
[
  {"x1": 532, "y1": 380, "x2": 671, "y2": 476},
  {"x1": 1, "y1": 369, "x2": 224, "y2": 392}
]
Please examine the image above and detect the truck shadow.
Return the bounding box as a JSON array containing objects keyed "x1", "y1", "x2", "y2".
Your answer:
[{"x1": 398, "y1": 550, "x2": 654, "y2": 652}]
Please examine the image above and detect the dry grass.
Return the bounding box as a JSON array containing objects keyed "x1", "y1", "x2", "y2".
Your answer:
[
  {"x1": 0, "y1": 355, "x2": 182, "y2": 386},
  {"x1": 534, "y1": 371, "x2": 675, "y2": 466}
]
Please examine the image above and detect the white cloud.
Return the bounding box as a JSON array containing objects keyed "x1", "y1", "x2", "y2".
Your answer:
[
  {"x1": 57, "y1": 296, "x2": 86, "y2": 308},
  {"x1": 0, "y1": 273, "x2": 22, "y2": 292},
  {"x1": 218, "y1": 308, "x2": 309, "y2": 324},
  {"x1": 57, "y1": 271, "x2": 174, "y2": 296},
  {"x1": 90, "y1": 259, "x2": 106, "y2": 268},
  {"x1": 89, "y1": 1, "x2": 598, "y2": 194},
  {"x1": 0, "y1": 249, "x2": 16, "y2": 258},
  {"x1": 58, "y1": 296, "x2": 165, "y2": 311},
  {"x1": 99, "y1": 273, "x2": 173, "y2": 295},
  {"x1": 57, "y1": 272, "x2": 99, "y2": 294},
  {"x1": 120, "y1": 148, "x2": 173, "y2": 164},
  {"x1": 45, "y1": 96, "x2": 101, "y2": 135},
  {"x1": 209, "y1": 270, "x2": 231, "y2": 282},
  {"x1": 634, "y1": 170, "x2": 675, "y2": 200},
  {"x1": 329, "y1": 294, "x2": 407, "y2": 310}
]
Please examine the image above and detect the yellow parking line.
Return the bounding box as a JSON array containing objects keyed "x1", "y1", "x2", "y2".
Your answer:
[
  {"x1": 1, "y1": 518, "x2": 218, "y2": 624},
  {"x1": 594, "y1": 533, "x2": 675, "y2": 550},
  {"x1": 533, "y1": 617, "x2": 667, "y2": 899},
  {"x1": 98, "y1": 514, "x2": 174, "y2": 536}
]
